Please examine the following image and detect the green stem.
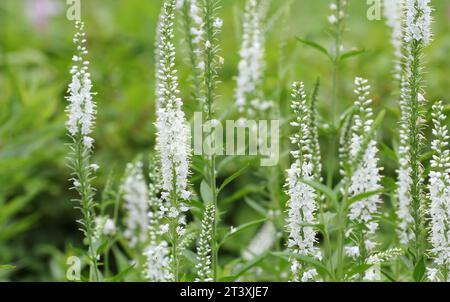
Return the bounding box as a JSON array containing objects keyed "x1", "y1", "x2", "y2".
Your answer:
[
  {"x1": 326, "y1": 0, "x2": 343, "y2": 188},
  {"x1": 408, "y1": 41, "x2": 424, "y2": 263},
  {"x1": 336, "y1": 183, "x2": 350, "y2": 281},
  {"x1": 203, "y1": 0, "x2": 219, "y2": 282},
  {"x1": 104, "y1": 188, "x2": 121, "y2": 278},
  {"x1": 74, "y1": 137, "x2": 100, "y2": 282}
]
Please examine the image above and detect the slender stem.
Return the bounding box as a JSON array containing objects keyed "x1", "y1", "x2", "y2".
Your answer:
[
  {"x1": 336, "y1": 182, "x2": 350, "y2": 281},
  {"x1": 326, "y1": 0, "x2": 343, "y2": 188},
  {"x1": 202, "y1": 0, "x2": 220, "y2": 281},
  {"x1": 210, "y1": 157, "x2": 218, "y2": 281},
  {"x1": 318, "y1": 199, "x2": 334, "y2": 280},
  {"x1": 104, "y1": 188, "x2": 121, "y2": 277},
  {"x1": 170, "y1": 165, "x2": 181, "y2": 281},
  {"x1": 74, "y1": 137, "x2": 100, "y2": 282},
  {"x1": 408, "y1": 41, "x2": 424, "y2": 262}
]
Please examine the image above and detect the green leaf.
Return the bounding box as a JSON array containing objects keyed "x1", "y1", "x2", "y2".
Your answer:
[
  {"x1": 381, "y1": 176, "x2": 397, "y2": 192},
  {"x1": 420, "y1": 150, "x2": 434, "y2": 162},
  {"x1": 219, "y1": 218, "x2": 267, "y2": 247},
  {"x1": 104, "y1": 264, "x2": 135, "y2": 282},
  {"x1": 296, "y1": 37, "x2": 332, "y2": 61},
  {"x1": 200, "y1": 180, "x2": 213, "y2": 203},
  {"x1": 380, "y1": 142, "x2": 398, "y2": 162},
  {"x1": 186, "y1": 198, "x2": 205, "y2": 211},
  {"x1": 381, "y1": 269, "x2": 396, "y2": 282},
  {"x1": 345, "y1": 264, "x2": 372, "y2": 280},
  {"x1": 339, "y1": 49, "x2": 367, "y2": 62},
  {"x1": 413, "y1": 256, "x2": 426, "y2": 282},
  {"x1": 219, "y1": 253, "x2": 269, "y2": 281},
  {"x1": 244, "y1": 197, "x2": 267, "y2": 217},
  {"x1": 182, "y1": 249, "x2": 199, "y2": 266},
  {"x1": 297, "y1": 179, "x2": 337, "y2": 203},
  {"x1": 271, "y1": 251, "x2": 333, "y2": 279},
  {"x1": 218, "y1": 163, "x2": 249, "y2": 193},
  {"x1": 222, "y1": 185, "x2": 261, "y2": 205},
  {"x1": 346, "y1": 189, "x2": 385, "y2": 208},
  {"x1": 96, "y1": 240, "x2": 111, "y2": 256},
  {"x1": 0, "y1": 265, "x2": 15, "y2": 270}
]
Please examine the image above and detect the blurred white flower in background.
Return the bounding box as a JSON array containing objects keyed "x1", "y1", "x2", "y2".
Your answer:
[{"x1": 25, "y1": 0, "x2": 62, "y2": 31}]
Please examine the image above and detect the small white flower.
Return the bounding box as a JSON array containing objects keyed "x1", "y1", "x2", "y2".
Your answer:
[
  {"x1": 103, "y1": 218, "x2": 116, "y2": 236},
  {"x1": 213, "y1": 17, "x2": 223, "y2": 29},
  {"x1": 328, "y1": 14, "x2": 338, "y2": 25},
  {"x1": 301, "y1": 269, "x2": 318, "y2": 282},
  {"x1": 161, "y1": 224, "x2": 169, "y2": 233},
  {"x1": 418, "y1": 93, "x2": 426, "y2": 102},
  {"x1": 345, "y1": 246, "x2": 360, "y2": 258},
  {"x1": 427, "y1": 268, "x2": 439, "y2": 282},
  {"x1": 72, "y1": 179, "x2": 80, "y2": 188},
  {"x1": 89, "y1": 164, "x2": 99, "y2": 171}
]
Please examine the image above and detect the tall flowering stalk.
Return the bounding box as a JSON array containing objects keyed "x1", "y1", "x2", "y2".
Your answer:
[
  {"x1": 327, "y1": 0, "x2": 348, "y2": 125},
  {"x1": 143, "y1": 158, "x2": 173, "y2": 282},
  {"x1": 427, "y1": 101, "x2": 450, "y2": 282},
  {"x1": 325, "y1": 0, "x2": 348, "y2": 188},
  {"x1": 122, "y1": 159, "x2": 149, "y2": 248},
  {"x1": 235, "y1": 0, "x2": 271, "y2": 117},
  {"x1": 345, "y1": 78, "x2": 383, "y2": 277},
  {"x1": 65, "y1": 20, "x2": 100, "y2": 281},
  {"x1": 155, "y1": 0, "x2": 192, "y2": 281},
  {"x1": 195, "y1": 203, "x2": 215, "y2": 282},
  {"x1": 398, "y1": 0, "x2": 432, "y2": 259},
  {"x1": 197, "y1": 0, "x2": 223, "y2": 280},
  {"x1": 396, "y1": 76, "x2": 414, "y2": 244},
  {"x1": 285, "y1": 82, "x2": 321, "y2": 282}
]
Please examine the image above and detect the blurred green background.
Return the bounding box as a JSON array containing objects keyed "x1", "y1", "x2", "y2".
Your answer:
[{"x1": 0, "y1": 0, "x2": 449, "y2": 281}]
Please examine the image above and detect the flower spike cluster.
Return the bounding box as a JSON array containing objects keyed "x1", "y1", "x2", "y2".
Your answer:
[
  {"x1": 345, "y1": 77, "x2": 383, "y2": 259},
  {"x1": 404, "y1": 0, "x2": 432, "y2": 45},
  {"x1": 383, "y1": 0, "x2": 404, "y2": 77},
  {"x1": 155, "y1": 0, "x2": 192, "y2": 203},
  {"x1": 328, "y1": 0, "x2": 348, "y2": 26},
  {"x1": 285, "y1": 82, "x2": 321, "y2": 282},
  {"x1": 154, "y1": 0, "x2": 192, "y2": 281},
  {"x1": 122, "y1": 159, "x2": 149, "y2": 248},
  {"x1": 66, "y1": 21, "x2": 96, "y2": 149},
  {"x1": 195, "y1": 203, "x2": 216, "y2": 282},
  {"x1": 396, "y1": 74, "x2": 414, "y2": 244},
  {"x1": 143, "y1": 159, "x2": 173, "y2": 282},
  {"x1": 427, "y1": 101, "x2": 450, "y2": 282},
  {"x1": 397, "y1": 0, "x2": 432, "y2": 254},
  {"x1": 235, "y1": 0, "x2": 271, "y2": 117}
]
